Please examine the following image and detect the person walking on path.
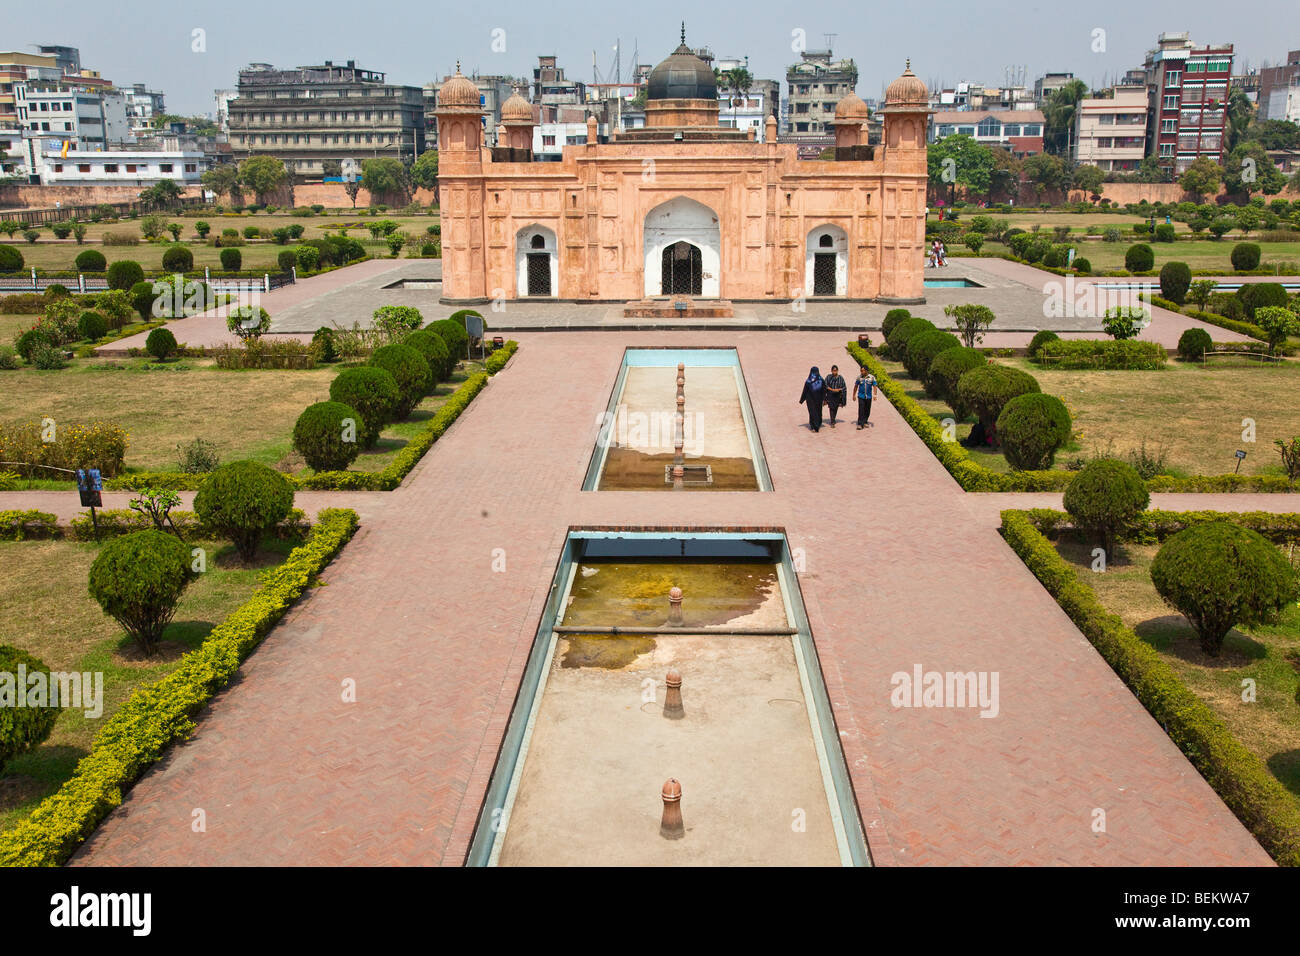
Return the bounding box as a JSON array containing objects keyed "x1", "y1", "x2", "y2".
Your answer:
[
  {"x1": 823, "y1": 365, "x2": 847, "y2": 427},
  {"x1": 854, "y1": 366, "x2": 878, "y2": 430},
  {"x1": 799, "y1": 366, "x2": 825, "y2": 432}
]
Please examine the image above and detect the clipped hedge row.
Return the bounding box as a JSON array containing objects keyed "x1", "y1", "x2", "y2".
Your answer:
[
  {"x1": 846, "y1": 341, "x2": 1071, "y2": 492},
  {"x1": 999, "y1": 509, "x2": 1300, "y2": 867},
  {"x1": 1016, "y1": 507, "x2": 1300, "y2": 544},
  {"x1": 0, "y1": 507, "x2": 359, "y2": 866},
  {"x1": 846, "y1": 340, "x2": 1297, "y2": 495},
  {"x1": 1146, "y1": 294, "x2": 1269, "y2": 342},
  {"x1": 0, "y1": 509, "x2": 59, "y2": 540},
  {"x1": 1036, "y1": 339, "x2": 1167, "y2": 370},
  {"x1": 67, "y1": 507, "x2": 310, "y2": 542},
  {"x1": 485, "y1": 339, "x2": 519, "y2": 375}
]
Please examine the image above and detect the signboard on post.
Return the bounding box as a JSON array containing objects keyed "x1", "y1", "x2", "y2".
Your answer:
[
  {"x1": 76, "y1": 468, "x2": 102, "y2": 508},
  {"x1": 464, "y1": 313, "x2": 486, "y2": 361}
]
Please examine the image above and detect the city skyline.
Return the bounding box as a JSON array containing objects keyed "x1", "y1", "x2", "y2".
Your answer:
[{"x1": 2, "y1": 0, "x2": 1296, "y2": 116}]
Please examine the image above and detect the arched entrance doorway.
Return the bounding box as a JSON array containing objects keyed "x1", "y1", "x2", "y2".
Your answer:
[
  {"x1": 515, "y1": 225, "x2": 557, "y2": 297},
  {"x1": 661, "y1": 241, "x2": 702, "y2": 295},
  {"x1": 805, "y1": 225, "x2": 848, "y2": 296},
  {"x1": 643, "y1": 197, "x2": 721, "y2": 298}
]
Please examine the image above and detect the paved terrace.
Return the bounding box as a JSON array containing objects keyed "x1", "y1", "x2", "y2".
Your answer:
[
  {"x1": 70, "y1": 330, "x2": 1274, "y2": 867},
  {"x1": 100, "y1": 257, "x2": 1259, "y2": 354}
]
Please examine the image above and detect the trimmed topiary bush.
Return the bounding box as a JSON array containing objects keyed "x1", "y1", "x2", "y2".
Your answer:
[
  {"x1": 1177, "y1": 327, "x2": 1213, "y2": 361},
  {"x1": 277, "y1": 249, "x2": 297, "y2": 272},
  {"x1": 1154, "y1": 223, "x2": 1176, "y2": 243},
  {"x1": 881, "y1": 308, "x2": 912, "y2": 340},
  {"x1": 903, "y1": 329, "x2": 962, "y2": 381},
  {"x1": 955, "y1": 364, "x2": 1040, "y2": 440},
  {"x1": 76, "y1": 310, "x2": 108, "y2": 341},
  {"x1": 1150, "y1": 521, "x2": 1298, "y2": 656},
  {"x1": 106, "y1": 259, "x2": 144, "y2": 291},
  {"x1": 1236, "y1": 282, "x2": 1288, "y2": 319},
  {"x1": 1124, "y1": 243, "x2": 1154, "y2": 272},
  {"x1": 369, "y1": 343, "x2": 433, "y2": 418},
  {"x1": 925, "y1": 346, "x2": 986, "y2": 414},
  {"x1": 144, "y1": 326, "x2": 178, "y2": 360},
  {"x1": 74, "y1": 249, "x2": 106, "y2": 272},
  {"x1": 310, "y1": 326, "x2": 337, "y2": 363},
  {"x1": 884, "y1": 316, "x2": 936, "y2": 361},
  {"x1": 1073, "y1": 257, "x2": 1091, "y2": 274},
  {"x1": 1028, "y1": 330, "x2": 1060, "y2": 357},
  {"x1": 0, "y1": 645, "x2": 59, "y2": 770},
  {"x1": 1063, "y1": 458, "x2": 1150, "y2": 554},
  {"x1": 1159, "y1": 261, "x2": 1192, "y2": 305},
  {"x1": 328, "y1": 366, "x2": 400, "y2": 447},
  {"x1": 87, "y1": 529, "x2": 194, "y2": 655},
  {"x1": 426, "y1": 317, "x2": 470, "y2": 365},
  {"x1": 0, "y1": 245, "x2": 23, "y2": 273},
  {"x1": 14, "y1": 328, "x2": 52, "y2": 362},
  {"x1": 403, "y1": 329, "x2": 452, "y2": 381},
  {"x1": 293, "y1": 401, "x2": 362, "y2": 472},
  {"x1": 130, "y1": 280, "x2": 158, "y2": 319},
  {"x1": 219, "y1": 247, "x2": 242, "y2": 270},
  {"x1": 295, "y1": 245, "x2": 319, "y2": 272},
  {"x1": 1231, "y1": 242, "x2": 1261, "y2": 272},
  {"x1": 996, "y1": 393, "x2": 1072, "y2": 470},
  {"x1": 161, "y1": 244, "x2": 193, "y2": 272},
  {"x1": 192, "y1": 460, "x2": 294, "y2": 563}
]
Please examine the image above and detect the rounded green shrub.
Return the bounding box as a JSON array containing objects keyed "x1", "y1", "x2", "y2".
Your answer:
[
  {"x1": 1063, "y1": 458, "x2": 1149, "y2": 552},
  {"x1": 1159, "y1": 261, "x2": 1192, "y2": 305},
  {"x1": 14, "y1": 328, "x2": 52, "y2": 362},
  {"x1": 1124, "y1": 243, "x2": 1154, "y2": 272},
  {"x1": 1028, "y1": 329, "x2": 1060, "y2": 357},
  {"x1": 955, "y1": 364, "x2": 1040, "y2": 437},
  {"x1": 884, "y1": 316, "x2": 936, "y2": 361},
  {"x1": 903, "y1": 329, "x2": 961, "y2": 381},
  {"x1": 106, "y1": 259, "x2": 144, "y2": 291},
  {"x1": 130, "y1": 280, "x2": 158, "y2": 319},
  {"x1": 219, "y1": 247, "x2": 242, "y2": 270},
  {"x1": 996, "y1": 393, "x2": 1072, "y2": 470},
  {"x1": 293, "y1": 401, "x2": 362, "y2": 472},
  {"x1": 310, "y1": 326, "x2": 337, "y2": 363},
  {"x1": 1154, "y1": 223, "x2": 1176, "y2": 243},
  {"x1": 1073, "y1": 257, "x2": 1091, "y2": 274},
  {"x1": 1177, "y1": 327, "x2": 1213, "y2": 361},
  {"x1": 925, "y1": 346, "x2": 986, "y2": 414},
  {"x1": 145, "y1": 326, "x2": 178, "y2": 360},
  {"x1": 43, "y1": 284, "x2": 70, "y2": 300},
  {"x1": 329, "y1": 366, "x2": 400, "y2": 447},
  {"x1": 1150, "y1": 521, "x2": 1298, "y2": 656},
  {"x1": 193, "y1": 460, "x2": 294, "y2": 563},
  {"x1": 1236, "y1": 282, "x2": 1288, "y2": 319},
  {"x1": 161, "y1": 244, "x2": 193, "y2": 272},
  {"x1": 426, "y1": 317, "x2": 470, "y2": 365},
  {"x1": 369, "y1": 343, "x2": 433, "y2": 417},
  {"x1": 403, "y1": 329, "x2": 451, "y2": 381},
  {"x1": 0, "y1": 645, "x2": 59, "y2": 770},
  {"x1": 77, "y1": 310, "x2": 108, "y2": 341},
  {"x1": 277, "y1": 249, "x2": 297, "y2": 272},
  {"x1": 0, "y1": 245, "x2": 23, "y2": 272},
  {"x1": 74, "y1": 248, "x2": 106, "y2": 272},
  {"x1": 295, "y1": 245, "x2": 319, "y2": 272},
  {"x1": 881, "y1": 308, "x2": 912, "y2": 340},
  {"x1": 87, "y1": 529, "x2": 194, "y2": 655},
  {"x1": 1231, "y1": 242, "x2": 1261, "y2": 272}
]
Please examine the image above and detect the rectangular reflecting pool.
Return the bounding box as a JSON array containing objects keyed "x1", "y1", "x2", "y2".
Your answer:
[
  {"x1": 923, "y1": 277, "x2": 983, "y2": 288},
  {"x1": 467, "y1": 531, "x2": 869, "y2": 867},
  {"x1": 583, "y1": 348, "x2": 771, "y2": 491}
]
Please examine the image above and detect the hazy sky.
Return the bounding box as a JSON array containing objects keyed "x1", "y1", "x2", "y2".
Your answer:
[{"x1": 3, "y1": 0, "x2": 1295, "y2": 115}]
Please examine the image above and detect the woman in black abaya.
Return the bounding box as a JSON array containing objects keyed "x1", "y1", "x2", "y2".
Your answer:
[{"x1": 799, "y1": 366, "x2": 825, "y2": 432}]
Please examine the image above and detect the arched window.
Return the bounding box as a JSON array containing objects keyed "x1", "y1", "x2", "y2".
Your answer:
[
  {"x1": 819, "y1": 234, "x2": 833, "y2": 248},
  {"x1": 530, "y1": 234, "x2": 545, "y2": 249}
]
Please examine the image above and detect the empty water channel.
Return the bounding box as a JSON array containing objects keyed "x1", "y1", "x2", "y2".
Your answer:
[
  {"x1": 584, "y1": 348, "x2": 771, "y2": 491},
  {"x1": 467, "y1": 532, "x2": 869, "y2": 867}
]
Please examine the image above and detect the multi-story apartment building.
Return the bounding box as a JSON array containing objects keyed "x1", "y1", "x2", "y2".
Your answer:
[
  {"x1": 22, "y1": 85, "x2": 130, "y2": 147},
  {"x1": 226, "y1": 60, "x2": 426, "y2": 177},
  {"x1": 532, "y1": 56, "x2": 585, "y2": 106},
  {"x1": 786, "y1": 49, "x2": 858, "y2": 136},
  {"x1": 929, "y1": 109, "x2": 1045, "y2": 156},
  {"x1": 1143, "y1": 32, "x2": 1234, "y2": 174},
  {"x1": 931, "y1": 82, "x2": 1037, "y2": 112},
  {"x1": 1034, "y1": 72, "x2": 1075, "y2": 104},
  {"x1": 123, "y1": 83, "x2": 166, "y2": 134},
  {"x1": 0, "y1": 52, "x2": 61, "y2": 130},
  {"x1": 714, "y1": 56, "x2": 779, "y2": 142},
  {"x1": 35, "y1": 146, "x2": 209, "y2": 186},
  {"x1": 1073, "y1": 86, "x2": 1148, "y2": 171},
  {"x1": 1259, "y1": 50, "x2": 1300, "y2": 120}
]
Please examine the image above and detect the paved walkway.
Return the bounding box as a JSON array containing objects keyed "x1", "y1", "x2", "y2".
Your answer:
[{"x1": 72, "y1": 331, "x2": 1274, "y2": 867}]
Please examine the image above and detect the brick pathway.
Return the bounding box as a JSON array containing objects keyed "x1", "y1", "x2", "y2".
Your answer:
[{"x1": 72, "y1": 331, "x2": 1274, "y2": 866}]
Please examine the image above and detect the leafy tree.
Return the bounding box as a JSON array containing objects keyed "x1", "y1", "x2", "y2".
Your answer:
[
  {"x1": 927, "y1": 134, "x2": 994, "y2": 198},
  {"x1": 238, "y1": 155, "x2": 288, "y2": 205},
  {"x1": 1135, "y1": 156, "x2": 1167, "y2": 184},
  {"x1": 1255, "y1": 306, "x2": 1299, "y2": 354},
  {"x1": 410, "y1": 150, "x2": 439, "y2": 194},
  {"x1": 1070, "y1": 163, "x2": 1105, "y2": 201},
  {"x1": 1102, "y1": 306, "x2": 1146, "y2": 340},
  {"x1": 362, "y1": 158, "x2": 410, "y2": 204},
  {"x1": 1223, "y1": 142, "x2": 1287, "y2": 197},
  {"x1": 988, "y1": 147, "x2": 1023, "y2": 201},
  {"x1": 1021, "y1": 153, "x2": 1067, "y2": 200},
  {"x1": 139, "y1": 178, "x2": 183, "y2": 207},
  {"x1": 1187, "y1": 278, "x2": 1217, "y2": 311},
  {"x1": 1244, "y1": 118, "x2": 1300, "y2": 150},
  {"x1": 943, "y1": 303, "x2": 996, "y2": 347},
  {"x1": 344, "y1": 179, "x2": 363, "y2": 208},
  {"x1": 1177, "y1": 156, "x2": 1222, "y2": 202},
  {"x1": 1224, "y1": 87, "x2": 1254, "y2": 153},
  {"x1": 201, "y1": 164, "x2": 243, "y2": 205}
]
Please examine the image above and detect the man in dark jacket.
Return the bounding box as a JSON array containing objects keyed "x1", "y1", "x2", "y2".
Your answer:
[{"x1": 823, "y1": 365, "x2": 847, "y2": 426}]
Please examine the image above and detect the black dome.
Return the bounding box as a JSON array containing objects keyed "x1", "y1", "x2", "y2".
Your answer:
[{"x1": 646, "y1": 43, "x2": 717, "y2": 101}]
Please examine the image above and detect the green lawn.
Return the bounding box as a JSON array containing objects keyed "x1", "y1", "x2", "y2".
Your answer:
[
  {"x1": 1054, "y1": 536, "x2": 1300, "y2": 812},
  {"x1": 878, "y1": 355, "x2": 1300, "y2": 477},
  {"x1": 0, "y1": 534, "x2": 298, "y2": 831}
]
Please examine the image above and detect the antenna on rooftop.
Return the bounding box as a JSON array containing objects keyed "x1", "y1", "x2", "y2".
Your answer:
[{"x1": 824, "y1": 33, "x2": 837, "y2": 52}]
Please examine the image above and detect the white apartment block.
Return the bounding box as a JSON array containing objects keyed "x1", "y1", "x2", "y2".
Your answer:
[
  {"x1": 36, "y1": 148, "x2": 208, "y2": 185},
  {"x1": 1073, "y1": 87, "x2": 1148, "y2": 171}
]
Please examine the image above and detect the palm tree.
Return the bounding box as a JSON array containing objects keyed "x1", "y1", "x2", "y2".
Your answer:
[
  {"x1": 1224, "y1": 88, "x2": 1254, "y2": 152},
  {"x1": 721, "y1": 67, "x2": 753, "y2": 131}
]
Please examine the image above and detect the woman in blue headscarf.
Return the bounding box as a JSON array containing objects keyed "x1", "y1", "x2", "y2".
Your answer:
[{"x1": 799, "y1": 366, "x2": 825, "y2": 432}]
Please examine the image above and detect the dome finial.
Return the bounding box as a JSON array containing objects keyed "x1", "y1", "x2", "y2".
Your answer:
[
  {"x1": 455, "y1": 60, "x2": 461, "y2": 73},
  {"x1": 905, "y1": 58, "x2": 911, "y2": 70},
  {"x1": 681, "y1": 22, "x2": 686, "y2": 44}
]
